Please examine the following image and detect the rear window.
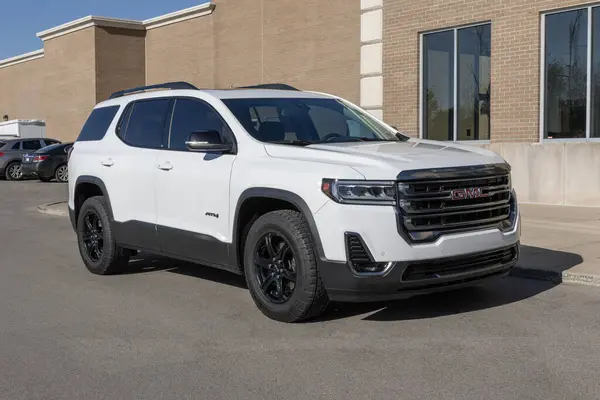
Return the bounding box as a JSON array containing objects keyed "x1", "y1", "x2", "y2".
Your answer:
[
  {"x1": 36, "y1": 143, "x2": 65, "y2": 154},
  {"x1": 77, "y1": 105, "x2": 120, "y2": 142}
]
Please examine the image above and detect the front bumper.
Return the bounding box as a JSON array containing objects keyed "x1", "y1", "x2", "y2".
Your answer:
[{"x1": 319, "y1": 243, "x2": 519, "y2": 302}]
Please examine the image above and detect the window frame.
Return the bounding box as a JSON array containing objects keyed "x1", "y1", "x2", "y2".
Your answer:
[
  {"x1": 164, "y1": 96, "x2": 238, "y2": 154},
  {"x1": 115, "y1": 97, "x2": 174, "y2": 150},
  {"x1": 419, "y1": 21, "x2": 492, "y2": 144},
  {"x1": 540, "y1": 6, "x2": 600, "y2": 142}
]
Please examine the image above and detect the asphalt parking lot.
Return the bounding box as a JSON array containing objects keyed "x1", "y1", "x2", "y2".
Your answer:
[{"x1": 1, "y1": 181, "x2": 600, "y2": 400}]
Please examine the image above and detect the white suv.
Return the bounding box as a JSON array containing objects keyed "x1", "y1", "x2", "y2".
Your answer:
[{"x1": 68, "y1": 82, "x2": 520, "y2": 322}]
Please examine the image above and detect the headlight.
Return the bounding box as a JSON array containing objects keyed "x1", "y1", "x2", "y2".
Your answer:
[{"x1": 321, "y1": 179, "x2": 396, "y2": 205}]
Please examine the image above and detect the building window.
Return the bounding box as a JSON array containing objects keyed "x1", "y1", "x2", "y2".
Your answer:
[
  {"x1": 422, "y1": 23, "x2": 491, "y2": 141},
  {"x1": 543, "y1": 6, "x2": 600, "y2": 140}
]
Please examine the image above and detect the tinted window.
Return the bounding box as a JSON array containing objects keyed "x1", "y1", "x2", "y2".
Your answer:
[
  {"x1": 78, "y1": 106, "x2": 120, "y2": 142},
  {"x1": 10, "y1": 142, "x2": 21, "y2": 150},
  {"x1": 43, "y1": 139, "x2": 60, "y2": 147},
  {"x1": 169, "y1": 99, "x2": 232, "y2": 150},
  {"x1": 121, "y1": 99, "x2": 170, "y2": 149},
  {"x1": 545, "y1": 10, "x2": 587, "y2": 139},
  {"x1": 22, "y1": 140, "x2": 42, "y2": 150}
]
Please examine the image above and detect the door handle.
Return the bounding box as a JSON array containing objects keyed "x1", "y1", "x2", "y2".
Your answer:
[
  {"x1": 101, "y1": 158, "x2": 114, "y2": 167},
  {"x1": 157, "y1": 161, "x2": 173, "y2": 171}
]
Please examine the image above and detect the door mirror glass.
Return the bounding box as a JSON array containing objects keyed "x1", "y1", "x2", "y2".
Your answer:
[{"x1": 185, "y1": 130, "x2": 232, "y2": 153}]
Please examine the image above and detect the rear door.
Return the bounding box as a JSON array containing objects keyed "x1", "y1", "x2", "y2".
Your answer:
[{"x1": 104, "y1": 98, "x2": 172, "y2": 251}]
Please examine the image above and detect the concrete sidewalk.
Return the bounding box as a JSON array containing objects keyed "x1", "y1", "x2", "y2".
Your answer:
[
  {"x1": 36, "y1": 200, "x2": 600, "y2": 287},
  {"x1": 513, "y1": 204, "x2": 600, "y2": 286}
]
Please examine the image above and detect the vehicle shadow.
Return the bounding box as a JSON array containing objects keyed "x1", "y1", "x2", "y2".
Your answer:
[
  {"x1": 121, "y1": 245, "x2": 582, "y2": 322},
  {"x1": 122, "y1": 254, "x2": 247, "y2": 289},
  {"x1": 317, "y1": 245, "x2": 583, "y2": 322}
]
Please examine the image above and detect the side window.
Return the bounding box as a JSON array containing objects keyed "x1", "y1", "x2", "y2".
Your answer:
[
  {"x1": 169, "y1": 98, "x2": 232, "y2": 151},
  {"x1": 22, "y1": 140, "x2": 43, "y2": 150},
  {"x1": 11, "y1": 142, "x2": 21, "y2": 150},
  {"x1": 120, "y1": 99, "x2": 170, "y2": 149},
  {"x1": 77, "y1": 105, "x2": 120, "y2": 142}
]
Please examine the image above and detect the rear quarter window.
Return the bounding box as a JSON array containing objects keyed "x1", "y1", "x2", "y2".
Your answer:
[{"x1": 77, "y1": 105, "x2": 120, "y2": 142}]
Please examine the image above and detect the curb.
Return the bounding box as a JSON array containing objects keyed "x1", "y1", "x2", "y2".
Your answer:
[
  {"x1": 510, "y1": 266, "x2": 600, "y2": 288},
  {"x1": 37, "y1": 201, "x2": 68, "y2": 217}
]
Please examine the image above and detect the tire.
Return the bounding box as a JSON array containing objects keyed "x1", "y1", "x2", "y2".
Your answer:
[
  {"x1": 76, "y1": 196, "x2": 130, "y2": 275},
  {"x1": 39, "y1": 177, "x2": 52, "y2": 183},
  {"x1": 54, "y1": 164, "x2": 68, "y2": 183},
  {"x1": 5, "y1": 162, "x2": 23, "y2": 180},
  {"x1": 243, "y1": 210, "x2": 329, "y2": 322}
]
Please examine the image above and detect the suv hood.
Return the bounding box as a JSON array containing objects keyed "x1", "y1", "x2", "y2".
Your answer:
[{"x1": 264, "y1": 139, "x2": 507, "y2": 179}]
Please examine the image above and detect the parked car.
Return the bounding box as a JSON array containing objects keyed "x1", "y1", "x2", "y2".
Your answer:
[
  {"x1": 0, "y1": 138, "x2": 61, "y2": 180},
  {"x1": 22, "y1": 142, "x2": 73, "y2": 183},
  {"x1": 68, "y1": 82, "x2": 520, "y2": 323}
]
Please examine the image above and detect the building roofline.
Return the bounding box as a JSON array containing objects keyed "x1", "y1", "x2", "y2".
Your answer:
[
  {"x1": 144, "y1": 2, "x2": 215, "y2": 30},
  {"x1": 0, "y1": 49, "x2": 44, "y2": 70},
  {"x1": 36, "y1": 16, "x2": 145, "y2": 41},
  {"x1": 36, "y1": 2, "x2": 215, "y2": 41}
]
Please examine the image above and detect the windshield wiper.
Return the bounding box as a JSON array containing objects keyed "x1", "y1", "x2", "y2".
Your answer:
[{"x1": 270, "y1": 140, "x2": 315, "y2": 146}]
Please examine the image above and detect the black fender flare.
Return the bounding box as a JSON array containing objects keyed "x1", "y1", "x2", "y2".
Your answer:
[
  {"x1": 74, "y1": 176, "x2": 114, "y2": 221},
  {"x1": 231, "y1": 188, "x2": 326, "y2": 267}
]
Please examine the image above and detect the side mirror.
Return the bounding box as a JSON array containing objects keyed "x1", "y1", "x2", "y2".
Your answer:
[{"x1": 185, "y1": 130, "x2": 232, "y2": 153}]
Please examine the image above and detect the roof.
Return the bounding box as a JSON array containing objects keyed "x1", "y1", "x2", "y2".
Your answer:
[{"x1": 97, "y1": 88, "x2": 333, "y2": 107}]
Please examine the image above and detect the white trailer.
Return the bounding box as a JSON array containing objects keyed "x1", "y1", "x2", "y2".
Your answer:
[{"x1": 0, "y1": 119, "x2": 46, "y2": 140}]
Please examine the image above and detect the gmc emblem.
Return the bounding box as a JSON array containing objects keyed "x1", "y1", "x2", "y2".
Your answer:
[{"x1": 450, "y1": 187, "x2": 488, "y2": 200}]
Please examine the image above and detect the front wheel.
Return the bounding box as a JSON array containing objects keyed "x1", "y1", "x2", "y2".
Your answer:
[
  {"x1": 243, "y1": 210, "x2": 329, "y2": 322},
  {"x1": 76, "y1": 196, "x2": 130, "y2": 275}
]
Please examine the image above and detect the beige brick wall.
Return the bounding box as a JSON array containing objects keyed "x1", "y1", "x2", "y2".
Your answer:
[
  {"x1": 0, "y1": 58, "x2": 45, "y2": 121},
  {"x1": 42, "y1": 27, "x2": 96, "y2": 142},
  {"x1": 383, "y1": 0, "x2": 594, "y2": 143},
  {"x1": 146, "y1": 16, "x2": 214, "y2": 88},
  {"x1": 213, "y1": 0, "x2": 263, "y2": 87},
  {"x1": 96, "y1": 27, "x2": 146, "y2": 103},
  {"x1": 263, "y1": 0, "x2": 360, "y2": 103},
  {"x1": 145, "y1": 0, "x2": 360, "y2": 101}
]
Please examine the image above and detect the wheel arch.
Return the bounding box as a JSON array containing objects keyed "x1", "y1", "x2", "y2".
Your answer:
[
  {"x1": 231, "y1": 188, "x2": 325, "y2": 271},
  {"x1": 74, "y1": 176, "x2": 114, "y2": 223}
]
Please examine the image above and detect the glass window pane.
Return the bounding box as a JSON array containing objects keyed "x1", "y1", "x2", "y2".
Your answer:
[
  {"x1": 123, "y1": 99, "x2": 170, "y2": 149},
  {"x1": 457, "y1": 24, "x2": 491, "y2": 141},
  {"x1": 423, "y1": 30, "x2": 454, "y2": 141},
  {"x1": 169, "y1": 99, "x2": 231, "y2": 151},
  {"x1": 77, "y1": 106, "x2": 120, "y2": 142},
  {"x1": 592, "y1": 8, "x2": 600, "y2": 138},
  {"x1": 545, "y1": 9, "x2": 588, "y2": 139}
]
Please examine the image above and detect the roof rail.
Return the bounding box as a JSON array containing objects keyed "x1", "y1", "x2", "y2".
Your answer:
[
  {"x1": 109, "y1": 81, "x2": 199, "y2": 99},
  {"x1": 236, "y1": 83, "x2": 300, "y2": 91}
]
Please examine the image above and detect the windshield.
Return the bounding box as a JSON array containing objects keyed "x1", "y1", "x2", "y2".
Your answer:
[{"x1": 222, "y1": 97, "x2": 407, "y2": 145}]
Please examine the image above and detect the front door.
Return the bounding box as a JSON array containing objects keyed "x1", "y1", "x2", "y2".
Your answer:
[{"x1": 156, "y1": 97, "x2": 237, "y2": 266}]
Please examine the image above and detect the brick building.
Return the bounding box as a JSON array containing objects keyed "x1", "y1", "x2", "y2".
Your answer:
[{"x1": 1, "y1": 0, "x2": 599, "y2": 206}]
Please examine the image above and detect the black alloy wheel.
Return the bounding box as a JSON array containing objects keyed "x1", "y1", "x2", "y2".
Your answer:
[
  {"x1": 82, "y1": 211, "x2": 104, "y2": 262},
  {"x1": 254, "y1": 232, "x2": 297, "y2": 304}
]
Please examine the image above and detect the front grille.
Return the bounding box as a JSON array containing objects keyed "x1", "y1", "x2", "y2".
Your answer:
[
  {"x1": 397, "y1": 167, "x2": 513, "y2": 242},
  {"x1": 402, "y1": 245, "x2": 518, "y2": 282}
]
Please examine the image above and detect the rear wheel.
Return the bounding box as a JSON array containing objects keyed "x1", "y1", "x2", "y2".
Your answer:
[
  {"x1": 55, "y1": 164, "x2": 68, "y2": 183},
  {"x1": 243, "y1": 210, "x2": 329, "y2": 322},
  {"x1": 76, "y1": 196, "x2": 130, "y2": 275},
  {"x1": 5, "y1": 162, "x2": 23, "y2": 180}
]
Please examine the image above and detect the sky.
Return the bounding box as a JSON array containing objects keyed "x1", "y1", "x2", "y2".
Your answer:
[{"x1": 0, "y1": 0, "x2": 205, "y2": 60}]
